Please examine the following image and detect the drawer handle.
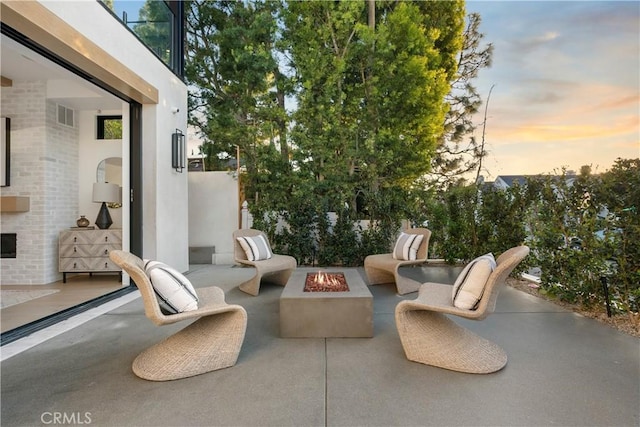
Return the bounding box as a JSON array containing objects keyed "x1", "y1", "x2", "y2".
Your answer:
[
  {"x1": 74, "y1": 237, "x2": 77, "y2": 242},
  {"x1": 73, "y1": 262, "x2": 77, "y2": 269},
  {"x1": 104, "y1": 249, "x2": 108, "y2": 255},
  {"x1": 104, "y1": 262, "x2": 108, "y2": 268},
  {"x1": 74, "y1": 247, "x2": 77, "y2": 253},
  {"x1": 105, "y1": 236, "x2": 109, "y2": 242}
]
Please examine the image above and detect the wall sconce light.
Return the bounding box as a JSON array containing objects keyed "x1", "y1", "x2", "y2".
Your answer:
[{"x1": 172, "y1": 129, "x2": 185, "y2": 172}]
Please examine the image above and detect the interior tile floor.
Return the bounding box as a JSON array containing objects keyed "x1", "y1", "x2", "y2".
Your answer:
[{"x1": 1, "y1": 273, "x2": 125, "y2": 333}]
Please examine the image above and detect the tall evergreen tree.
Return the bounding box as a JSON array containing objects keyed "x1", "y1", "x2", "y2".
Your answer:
[
  {"x1": 186, "y1": 0, "x2": 479, "y2": 223},
  {"x1": 185, "y1": 0, "x2": 288, "y2": 173},
  {"x1": 283, "y1": 1, "x2": 464, "y2": 213},
  {"x1": 428, "y1": 12, "x2": 494, "y2": 188}
]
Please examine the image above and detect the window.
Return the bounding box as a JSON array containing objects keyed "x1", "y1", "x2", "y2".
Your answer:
[{"x1": 97, "y1": 115, "x2": 123, "y2": 140}]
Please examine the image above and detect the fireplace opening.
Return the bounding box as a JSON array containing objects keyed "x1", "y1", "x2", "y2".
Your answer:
[{"x1": 1, "y1": 233, "x2": 17, "y2": 258}]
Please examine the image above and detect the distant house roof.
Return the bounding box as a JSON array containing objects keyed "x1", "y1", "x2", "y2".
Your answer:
[
  {"x1": 493, "y1": 174, "x2": 577, "y2": 190},
  {"x1": 495, "y1": 175, "x2": 528, "y2": 188}
]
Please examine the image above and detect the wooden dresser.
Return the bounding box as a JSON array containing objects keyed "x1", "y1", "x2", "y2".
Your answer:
[{"x1": 59, "y1": 229, "x2": 122, "y2": 283}]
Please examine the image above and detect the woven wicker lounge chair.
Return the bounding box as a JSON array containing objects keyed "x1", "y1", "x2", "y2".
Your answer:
[
  {"x1": 395, "y1": 245, "x2": 530, "y2": 374},
  {"x1": 364, "y1": 227, "x2": 432, "y2": 295},
  {"x1": 109, "y1": 250, "x2": 247, "y2": 381},
  {"x1": 233, "y1": 229, "x2": 297, "y2": 296}
]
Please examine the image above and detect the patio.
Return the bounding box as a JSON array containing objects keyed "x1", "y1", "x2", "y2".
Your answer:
[{"x1": 1, "y1": 264, "x2": 638, "y2": 426}]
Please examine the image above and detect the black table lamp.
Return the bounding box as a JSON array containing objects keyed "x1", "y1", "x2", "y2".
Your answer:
[{"x1": 92, "y1": 182, "x2": 120, "y2": 229}]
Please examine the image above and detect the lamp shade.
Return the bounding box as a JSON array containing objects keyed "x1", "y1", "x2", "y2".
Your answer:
[{"x1": 92, "y1": 182, "x2": 120, "y2": 203}]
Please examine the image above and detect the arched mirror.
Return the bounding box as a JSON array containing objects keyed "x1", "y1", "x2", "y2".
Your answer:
[
  {"x1": 96, "y1": 157, "x2": 122, "y2": 185},
  {"x1": 96, "y1": 157, "x2": 122, "y2": 208}
]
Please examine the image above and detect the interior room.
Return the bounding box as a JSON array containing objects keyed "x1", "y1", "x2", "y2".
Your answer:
[{"x1": 1, "y1": 33, "x2": 130, "y2": 334}]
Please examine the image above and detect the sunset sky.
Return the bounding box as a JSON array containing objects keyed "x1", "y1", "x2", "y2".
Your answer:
[{"x1": 465, "y1": 0, "x2": 639, "y2": 178}]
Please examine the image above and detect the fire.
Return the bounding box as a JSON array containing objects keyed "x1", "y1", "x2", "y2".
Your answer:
[
  {"x1": 304, "y1": 272, "x2": 349, "y2": 292},
  {"x1": 316, "y1": 272, "x2": 338, "y2": 286}
]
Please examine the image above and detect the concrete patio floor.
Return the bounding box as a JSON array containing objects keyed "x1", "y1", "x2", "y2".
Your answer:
[{"x1": 1, "y1": 264, "x2": 638, "y2": 426}]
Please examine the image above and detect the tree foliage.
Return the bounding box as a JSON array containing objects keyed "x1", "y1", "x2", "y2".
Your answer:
[
  {"x1": 186, "y1": 0, "x2": 467, "y2": 222},
  {"x1": 186, "y1": 0, "x2": 289, "y2": 175},
  {"x1": 525, "y1": 169, "x2": 610, "y2": 306},
  {"x1": 421, "y1": 182, "x2": 528, "y2": 263},
  {"x1": 427, "y1": 12, "x2": 493, "y2": 188},
  {"x1": 269, "y1": 0, "x2": 464, "y2": 233},
  {"x1": 592, "y1": 159, "x2": 640, "y2": 316},
  {"x1": 185, "y1": 1, "x2": 489, "y2": 259},
  {"x1": 132, "y1": 0, "x2": 173, "y2": 65},
  {"x1": 103, "y1": 118, "x2": 122, "y2": 140},
  {"x1": 419, "y1": 160, "x2": 639, "y2": 319}
]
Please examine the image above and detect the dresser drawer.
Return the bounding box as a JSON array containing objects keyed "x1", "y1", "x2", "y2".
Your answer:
[
  {"x1": 60, "y1": 244, "x2": 120, "y2": 258},
  {"x1": 59, "y1": 230, "x2": 122, "y2": 245},
  {"x1": 59, "y1": 258, "x2": 120, "y2": 272}
]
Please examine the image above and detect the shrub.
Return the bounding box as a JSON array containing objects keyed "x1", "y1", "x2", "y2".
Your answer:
[{"x1": 245, "y1": 158, "x2": 640, "y2": 319}]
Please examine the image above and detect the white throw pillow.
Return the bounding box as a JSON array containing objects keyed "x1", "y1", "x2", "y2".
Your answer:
[
  {"x1": 237, "y1": 235, "x2": 273, "y2": 261},
  {"x1": 144, "y1": 260, "x2": 198, "y2": 314},
  {"x1": 452, "y1": 253, "x2": 496, "y2": 310},
  {"x1": 392, "y1": 232, "x2": 424, "y2": 261}
]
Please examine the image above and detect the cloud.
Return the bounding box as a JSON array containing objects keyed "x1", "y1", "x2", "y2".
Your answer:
[
  {"x1": 511, "y1": 31, "x2": 560, "y2": 54},
  {"x1": 485, "y1": 80, "x2": 637, "y2": 131},
  {"x1": 522, "y1": 90, "x2": 563, "y2": 105},
  {"x1": 511, "y1": 78, "x2": 580, "y2": 105},
  {"x1": 592, "y1": 95, "x2": 639, "y2": 112},
  {"x1": 483, "y1": 136, "x2": 638, "y2": 177},
  {"x1": 568, "y1": 1, "x2": 640, "y2": 35},
  {"x1": 499, "y1": 120, "x2": 637, "y2": 143}
]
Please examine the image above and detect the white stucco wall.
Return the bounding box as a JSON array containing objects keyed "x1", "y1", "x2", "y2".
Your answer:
[
  {"x1": 188, "y1": 172, "x2": 239, "y2": 265},
  {"x1": 42, "y1": 1, "x2": 189, "y2": 271}
]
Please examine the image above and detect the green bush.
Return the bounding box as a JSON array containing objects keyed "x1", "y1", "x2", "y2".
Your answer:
[
  {"x1": 524, "y1": 162, "x2": 639, "y2": 316},
  {"x1": 246, "y1": 158, "x2": 639, "y2": 318}
]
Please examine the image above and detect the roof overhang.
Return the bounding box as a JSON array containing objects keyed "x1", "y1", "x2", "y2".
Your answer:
[{"x1": 0, "y1": 1, "x2": 158, "y2": 105}]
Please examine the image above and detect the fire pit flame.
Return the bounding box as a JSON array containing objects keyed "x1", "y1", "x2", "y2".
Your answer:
[{"x1": 304, "y1": 272, "x2": 349, "y2": 292}]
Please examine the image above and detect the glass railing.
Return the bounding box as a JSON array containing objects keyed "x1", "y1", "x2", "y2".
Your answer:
[{"x1": 101, "y1": 0, "x2": 182, "y2": 75}]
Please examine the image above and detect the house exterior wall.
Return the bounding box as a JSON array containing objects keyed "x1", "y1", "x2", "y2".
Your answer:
[
  {"x1": 41, "y1": 1, "x2": 189, "y2": 271},
  {"x1": 188, "y1": 172, "x2": 239, "y2": 265},
  {"x1": 1, "y1": 0, "x2": 189, "y2": 283}
]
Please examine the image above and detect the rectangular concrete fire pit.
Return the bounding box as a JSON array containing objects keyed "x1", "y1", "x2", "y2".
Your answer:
[{"x1": 280, "y1": 268, "x2": 373, "y2": 338}]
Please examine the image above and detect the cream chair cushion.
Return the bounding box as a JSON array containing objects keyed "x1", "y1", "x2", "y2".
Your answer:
[
  {"x1": 237, "y1": 235, "x2": 273, "y2": 261},
  {"x1": 144, "y1": 260, "x2": 199, "y2": 313},
  {"x1": 392, "y1": 232, "x2": 424, "y2": 261},
  {"x1": 452, "y1": 253, "x2": 496, "y2": 310}
]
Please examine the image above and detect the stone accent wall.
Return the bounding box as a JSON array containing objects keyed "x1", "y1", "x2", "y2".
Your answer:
[{"x1": 0, "y1": 81, "x2": 79, "y2": 285}]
